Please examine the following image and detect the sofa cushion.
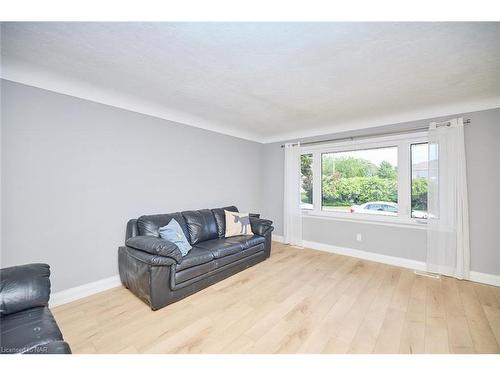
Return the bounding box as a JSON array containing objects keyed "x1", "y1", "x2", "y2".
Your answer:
[
  {"x1": 159, "y1": 219, "x2": 192, "y2": 256},
  {"x1": 182, "y1": 209, "x2": 218, "y2": 245},
  {"x1": 215, "y1": 243, "x2": 265, "y2": 268},
  {"x1": 194, "y1": 238, "x2": 245, "y2": 258},
  {"x1": 176, "y1": 247, "x2": 214, "y2": 271},
  {"x1": 230, "y1": 235, "x2": 265, "y2": 249},
  {"x1": 211, "y1": 206, "x2": 238, "y2": 238},
  {"x1": 175, "y1": 262, "x2": 216, "y2": 284},
  {"x1": 224, "y1": 211, "x2": 254, "y2": 237},
  {"x1": 0, "y1": 306, "x2": 63, "y2": 354},
  {"x1": 137, "y1": 212, "x2": 190, "y2": 242}
]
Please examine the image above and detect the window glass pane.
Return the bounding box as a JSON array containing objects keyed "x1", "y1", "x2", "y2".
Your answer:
[
  {"x1": 300, "y1": 154, "x2": 313, "y2": 209},
  {"x1": 411, "y1": 143, "x2": 429, "y2": 219},
  {"x1": 321, "y1": 146, "x2": 398, "y2": 215}
]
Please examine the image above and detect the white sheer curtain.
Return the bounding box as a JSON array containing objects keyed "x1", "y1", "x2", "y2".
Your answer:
[
  {"x1": 283, "y1": 143, "x2": 303, "y2": 246},
  {"x1": 427, "y1": 118, "x2": 470, "y2": 279}
]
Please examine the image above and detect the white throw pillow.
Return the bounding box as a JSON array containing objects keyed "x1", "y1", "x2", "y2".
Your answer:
[{"x1": 224, "y1": 210, "x2": 254, "y2": 237}]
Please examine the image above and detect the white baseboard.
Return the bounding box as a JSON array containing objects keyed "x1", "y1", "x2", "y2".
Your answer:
[
  {"x1": 469, "y1": 271, "x2": 500, "y2": 287},
  {"x1": 283, "y1": 239, "x2": 500, "y2": 287},
  {"x1": 302, "y1": 240, "x2": 427, "y2": 272},
  {"x1": 272, "y1": 234, "x2": 284, "y2": 243},
  {"x1": 50, "y1": 275, "x2": 121, "y2": 308}
]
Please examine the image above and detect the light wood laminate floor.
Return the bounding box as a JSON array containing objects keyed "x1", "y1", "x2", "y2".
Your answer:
[{"x1": 52, "y1": 242, "x2": 500, "y2": 354}]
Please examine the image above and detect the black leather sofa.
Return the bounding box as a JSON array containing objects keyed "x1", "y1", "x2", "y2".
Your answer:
[
  {"x1": 118, "y1": 206, "x2": 274, "y2": 310},
  {"x1": 0, "y1": 264, "x2": 71, "y2": 354}
]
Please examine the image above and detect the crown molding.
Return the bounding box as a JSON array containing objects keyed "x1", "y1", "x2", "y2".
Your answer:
[
  {"x1": 1, "y1": 58, "x2": 264, "y2": 143},
  {"x1": 260, "y1": 97, "x2": 500, "y2": 144},
  {"x1": 3, "y1": 59, "x2": 499, "y2": 145}
]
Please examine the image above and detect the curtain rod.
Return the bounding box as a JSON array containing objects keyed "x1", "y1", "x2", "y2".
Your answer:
[{"x1": 280, "y1": 119, "x2": 471, "y2": 148}]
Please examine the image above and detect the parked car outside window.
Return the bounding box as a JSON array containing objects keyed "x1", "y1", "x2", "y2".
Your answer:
[{"x1": 350, "y1": 201, "x2": 427, "y2": 219}]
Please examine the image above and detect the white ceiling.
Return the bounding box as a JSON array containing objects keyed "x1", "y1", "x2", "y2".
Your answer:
[{"x1": 2, "y1": 22, "x2": 500, "y2": 142}]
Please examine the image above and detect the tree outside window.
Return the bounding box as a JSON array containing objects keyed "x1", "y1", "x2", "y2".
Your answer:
[{"x1": 300, "y1": 154, "x2": 313, "y2": 209}]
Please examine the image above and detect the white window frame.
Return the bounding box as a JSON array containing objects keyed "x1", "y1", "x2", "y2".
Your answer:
[{"x1": 299, "y1": 131, "x2": 428, "y2": 227}]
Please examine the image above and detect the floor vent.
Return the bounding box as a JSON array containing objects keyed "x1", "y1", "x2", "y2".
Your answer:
[{"x1": 414, "y1": 270, "x2": 441, "y2": 279}]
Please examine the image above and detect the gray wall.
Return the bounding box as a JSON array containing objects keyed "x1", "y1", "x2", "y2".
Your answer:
[
  {"x1": 2, "y1": 79, "x2": 499, "y2": 293},
  {"x1": 1, "y1": 80, "x2": 264, "y2": 291},
  {"x1": 262, "y1": 108, "x2": 500, "y2": 275}
]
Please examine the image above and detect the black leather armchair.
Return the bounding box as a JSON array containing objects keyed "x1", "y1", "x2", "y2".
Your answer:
[
  {"x1": 0, "y1": 264, "x2": 71, "y2": 354},
  {"x1": 119, "y1": 206, "x2": 274, "y2": 310}
]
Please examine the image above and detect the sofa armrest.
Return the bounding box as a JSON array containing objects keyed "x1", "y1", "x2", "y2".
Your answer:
[
  {"x1": 250, "y1": 217, "x2": 274, "y2": 237},
  {"x1": 125, "y1": 236, "x2": 183, "y2": 264},
  {"x1": 125, "y1": 219, "x2": 138, "y2": 241},
  {"x1": 0, "y1": 263, "x2": 51, "y2": 316},
  {"x1": 121, "y1": 246, "x2": 177, "y2": 266}
]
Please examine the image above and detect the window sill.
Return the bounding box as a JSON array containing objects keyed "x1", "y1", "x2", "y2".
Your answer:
[{"x1": 301, "y1": 210, "x2": 427, "y2": 230}]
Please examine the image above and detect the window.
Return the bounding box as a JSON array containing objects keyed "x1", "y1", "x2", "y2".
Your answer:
[
  {"x1": 411, "y1": 143, "x2": 429, "y2": 219},
  {"x1": 321, "y1": 146, "x2": 398, "y2": 216},
  {"x1": 299, "y1": 132, "x2": 428, "y2": 225},
  {"x1": 300, "y1": 154, "x2": 313, "y2": 209}
]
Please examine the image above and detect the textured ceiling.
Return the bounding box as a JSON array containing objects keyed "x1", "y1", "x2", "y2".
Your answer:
[{"x1": 2, "y1": 22, "x2": 500, "y2": 142}]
